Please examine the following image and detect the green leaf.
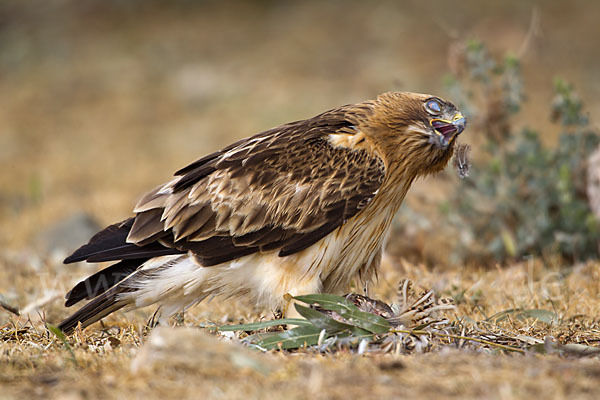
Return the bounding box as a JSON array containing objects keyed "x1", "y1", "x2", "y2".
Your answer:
[
  {"x1": 294, "y1": 294, "x2": 391, "y2": 334},
  {"x1": 215, "y1": 295, "x2": 386, "y2": 350},
  {"x1": 293, "y1": 294, "x2": 361, "y2": 311},
  {"x1": 529, "y1": 343, "x2": 548, "y2": 354},
  {"x1": 247, "y1": 325, "x2": 324, "y2": 350},
  {"x1": 486, "y1": 308, "x2": 558, "y2": 325},
  {"x1": 216, "y1": 318, "x2": 311, "y2": 332},
  {"x1": 46, "y1": 323, "x2": 77, "y2": 366},
  {"x1": 293, "y1": 304, "x2": 374, "y2": 339},
  {"x1": 293, "y1": 304, "x2": 354, "y2": 333},
  {"x1": 529, "y1": 339, "x2": 600, "y2": 356}
]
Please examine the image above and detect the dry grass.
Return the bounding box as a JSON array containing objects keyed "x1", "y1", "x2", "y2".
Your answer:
[{"x1": 2, "y1": 254, "x2": 600, "y2": 399}]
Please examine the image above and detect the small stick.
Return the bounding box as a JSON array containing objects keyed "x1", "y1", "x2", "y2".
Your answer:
[{"x1": 0, "y1": 298, "x2": 20, "y2": 316}]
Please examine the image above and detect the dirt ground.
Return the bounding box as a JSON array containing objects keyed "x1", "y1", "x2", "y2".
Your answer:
[
  {"x1": 2, "y1": 1, "x2": 600, "y2": 399},
  {"x1": 2, "y1": 257, "x2": 600, "y2": 400}
]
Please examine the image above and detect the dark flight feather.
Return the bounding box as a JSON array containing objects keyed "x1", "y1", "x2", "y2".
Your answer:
[
  {"x1": 58, "y1": 283, "x2": 134, "y2": 333},
  {"x1": 64, "y1": 217, "x2": 183, "y2": 264},
  {"x1": 64, "y1": 259, "x2": 144, "y2": 307},
  {"x1": 64, "y1": 219, "x2": 134, "y2": 263}
]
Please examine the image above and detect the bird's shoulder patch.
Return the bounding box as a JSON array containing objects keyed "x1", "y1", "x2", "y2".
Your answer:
[{"x1": 327, "y1": 127, "x2": 377, "y2": 155}]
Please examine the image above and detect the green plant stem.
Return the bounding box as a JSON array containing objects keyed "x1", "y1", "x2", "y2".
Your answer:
[{"x1": 46, "y1": 323, "x2": 78, "y2": 366}]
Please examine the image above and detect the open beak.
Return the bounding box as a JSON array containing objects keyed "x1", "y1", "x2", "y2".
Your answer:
[{"x1": 430, "y1": 113, "x2": 466, "y2": 146}]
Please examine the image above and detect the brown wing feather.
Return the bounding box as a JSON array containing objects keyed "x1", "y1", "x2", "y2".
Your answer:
[{"x1": 127, "y1": 105, "x2": 385, "y2": 266}]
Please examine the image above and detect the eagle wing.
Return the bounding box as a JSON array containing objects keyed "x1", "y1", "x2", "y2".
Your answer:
[{"x1": 65, "y1": 106, "x2": 386, "y2": 267}]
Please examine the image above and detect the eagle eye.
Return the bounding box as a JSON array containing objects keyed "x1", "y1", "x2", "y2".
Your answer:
[{"x1": 425, "y1": 99, "x2": 442, "y2": 114}]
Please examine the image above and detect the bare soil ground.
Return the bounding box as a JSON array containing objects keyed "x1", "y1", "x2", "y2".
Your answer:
[{"x1": 2, "y1": 1, "x2": 600, "y2": 399}]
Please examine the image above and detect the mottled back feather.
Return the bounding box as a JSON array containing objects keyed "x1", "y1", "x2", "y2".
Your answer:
[{"x1": 126, "y1": 106, "x2": 386, "y2": 266}]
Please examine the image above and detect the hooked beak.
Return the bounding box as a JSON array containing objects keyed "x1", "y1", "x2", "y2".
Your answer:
[{"x1": 430, "y1": 113, "x2": 466, "y2": 147}]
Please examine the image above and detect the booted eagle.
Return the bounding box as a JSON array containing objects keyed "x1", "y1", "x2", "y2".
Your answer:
[{"x1": 58, "y1": 92, "x2": 465, "y2": 332}]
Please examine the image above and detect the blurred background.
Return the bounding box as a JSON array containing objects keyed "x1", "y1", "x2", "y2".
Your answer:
[
  {"x1": 1, "y1": 0, "x2": 600, "y2": 268},
  {"x1": 4, "y1": 4, "x2": 600, "y2": 396}
]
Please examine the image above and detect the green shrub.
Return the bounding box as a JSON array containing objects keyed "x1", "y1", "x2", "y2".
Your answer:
[{"x1": 444, "y1": 41, "x2": 599, "y2": 263}]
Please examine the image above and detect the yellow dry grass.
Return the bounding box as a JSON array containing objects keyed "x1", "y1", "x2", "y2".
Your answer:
[{"x1": 2, "y1": 254, "x2": 600, "y2": 400}]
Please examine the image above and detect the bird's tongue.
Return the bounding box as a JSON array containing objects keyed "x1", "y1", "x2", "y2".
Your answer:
[{"x1": 431, "y1": 120, "x2": 457, "y2": 140}]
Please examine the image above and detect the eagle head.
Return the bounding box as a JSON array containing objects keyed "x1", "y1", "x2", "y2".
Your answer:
[{"x1": 365, "y1": 92, "x2": 467, "y2": 177}]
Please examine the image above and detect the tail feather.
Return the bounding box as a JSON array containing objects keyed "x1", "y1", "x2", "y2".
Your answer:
[
  {"x1": 64, "y1": 218, "x2": 182, "y2": 264},
  {"x1": 58, "y1": 256, "x2": 182, "y2": 334},
  {"x1": 59, "y1": 261, "x2": 147, "y2": 333},
  {"x1": 82, "y1": 242, "x2": 180, "y2": 263},
  {"x1": 64, "y1": 259, "x2": 145, "y2": 307},
  {"x1": 58, "y1": 284, "x2": 134, "y2": 333},
  {"x1": 64, "y1": 219, "x2": 134, "y2": 263},
  {"x1": 59, "y1": 211, "x2": 190, "y2": 334}
]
